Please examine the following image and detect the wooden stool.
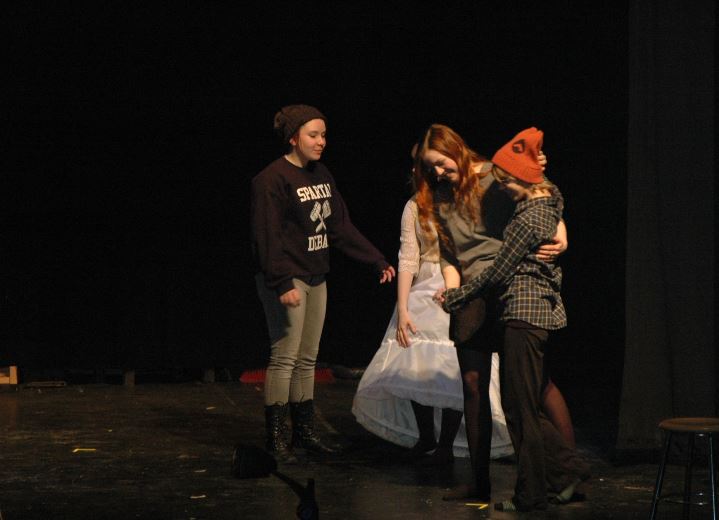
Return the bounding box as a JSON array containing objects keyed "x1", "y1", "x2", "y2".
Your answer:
[{"x1": 649, "y1": 417, "x2": 719, "y2": 520}]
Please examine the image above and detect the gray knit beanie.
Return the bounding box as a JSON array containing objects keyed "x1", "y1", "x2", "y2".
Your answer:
[{"x1": 273, "y1": 104, "x2": 326, "y2": 144}]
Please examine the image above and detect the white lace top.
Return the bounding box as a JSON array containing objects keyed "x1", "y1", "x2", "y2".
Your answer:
[{"x1": 397, "y1": 198, "x2": 440, "y2": 275}]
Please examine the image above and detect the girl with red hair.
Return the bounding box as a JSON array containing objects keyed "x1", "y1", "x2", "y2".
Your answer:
[{"x1": 415, "y1": 124, "x2": 573, "y2": 502}]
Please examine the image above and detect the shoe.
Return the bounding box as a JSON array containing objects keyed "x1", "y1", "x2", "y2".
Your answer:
[
  {"x1": 290, "y1": 400, "x2": 342, "y2": 454},
  {"x1": 265, "y1": 404, "x2": 298, "y2": 464},
  {"x1": 417, "y1": 447, "x2": 454, "y2": 467},
  {"x1": 407, "y1": 438, "x2": 438, "y2": 458},
  {"x1": 550, "y1": 476, "x2": 589, "y2": 504},
  {"x1": 495, "y1": 498, "x2": 547, "y2": 512}
]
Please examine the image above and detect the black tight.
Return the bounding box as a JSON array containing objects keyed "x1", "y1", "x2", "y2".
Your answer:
[
  {"x1": 456, "y1": 346, "x2": 493, "y2": 494},
  {"x1": 411, "y1": 401, "x2": 435, "y2": 444},
  {"x1": 411, "y1": 401, "x2": 463, "y2": 452}
]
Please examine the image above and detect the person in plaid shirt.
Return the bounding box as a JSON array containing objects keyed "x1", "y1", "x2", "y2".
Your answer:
[
  {"x1": 415, "y1": 124, "x2": 576, "y2": 505},
  {"x1": 436, "y1": 128, "x2": 590, "y2": 513}
]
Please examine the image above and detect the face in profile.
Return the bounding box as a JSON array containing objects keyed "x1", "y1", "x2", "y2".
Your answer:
[
  {"x1": 290, "y1": 119, "x2": 326, "y2": 163},
  {"x1": 497, "y1": 179, "x2": 530, "y2": 201},
  {"x1": 493, "y1": 170, "x2": 533, "y2": 202},
  {"x1": 422, "y1": 149, "x2": 460, "y2": 185}
]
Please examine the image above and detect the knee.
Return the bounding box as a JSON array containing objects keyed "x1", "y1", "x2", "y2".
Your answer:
[
  {"x1": 462, "y1": 372, "x2": 484, "y2": 400},
  {"x1": 295, "y1": 355, "x2": 318, "y2": 370},
  {"x1": 268, "y1": 350, "x2": 300, "y2": 371}
]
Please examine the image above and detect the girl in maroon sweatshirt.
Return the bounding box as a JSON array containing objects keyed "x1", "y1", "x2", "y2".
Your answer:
[{"x1": 251, "y1": 104, "x2": 395, "y2": 462}]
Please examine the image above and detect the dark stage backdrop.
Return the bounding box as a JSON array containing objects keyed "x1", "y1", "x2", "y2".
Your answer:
[
  {"x1": 617, "y1": 0, "x2": 715, "y2": 450},
  {"x1": 7, "y1": 2, "x2": 698, "y2": 446}
]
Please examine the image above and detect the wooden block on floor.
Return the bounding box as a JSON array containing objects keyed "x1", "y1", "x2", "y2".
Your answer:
[{"x1": 0, "y1": 366, "x2": 18, "y2": 385}]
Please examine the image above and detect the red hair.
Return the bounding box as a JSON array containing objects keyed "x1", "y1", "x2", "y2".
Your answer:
[{"x1": 413, "y1": 124, "x2": 488, "y2": 245}]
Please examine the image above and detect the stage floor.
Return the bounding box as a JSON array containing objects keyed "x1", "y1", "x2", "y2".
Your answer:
[{"x1": 0, "y1": 378, "x2": 712, "y2": 519}]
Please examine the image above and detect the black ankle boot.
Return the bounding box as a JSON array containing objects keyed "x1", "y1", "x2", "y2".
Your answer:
[
  {"x1": 265, "y1": 404, "x2": 298, "y2": 464},
  {"x1": 290, "y1": 400, "x2": 341, "y2": 454}
]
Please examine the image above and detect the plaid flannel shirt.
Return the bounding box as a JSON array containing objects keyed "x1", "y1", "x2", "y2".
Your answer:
[{"x1": 442, "y1": 193, "x2": 566, "y2": 330}]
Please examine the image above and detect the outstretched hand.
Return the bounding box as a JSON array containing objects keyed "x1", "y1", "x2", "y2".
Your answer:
[{"x1": 379, "y1": 265, "x2": 396, "y2": 284}]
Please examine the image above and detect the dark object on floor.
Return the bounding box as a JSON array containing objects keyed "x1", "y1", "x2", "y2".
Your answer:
[
  {"x1": 231, "y1": 444, "x2": 319, "y2": 519},
  {"x1": 273, "y1": 473, "x2": 319, "y2": 520},
  {"x1": 231, "y1": 443, "x2": 277, "y2": 478}
]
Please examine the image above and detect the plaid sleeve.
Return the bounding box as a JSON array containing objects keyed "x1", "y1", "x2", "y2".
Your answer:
[{"x1": 442, "y1": 217, "x2": 536, "y2": 312}]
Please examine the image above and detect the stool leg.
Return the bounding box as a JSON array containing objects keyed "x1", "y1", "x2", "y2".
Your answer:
[
  {"x1": 709, "y1": 433, "x2": 717, "y2": 520},
  {"x1": 651, "y1": 431, "x2": 673, "y2": 520},
  {"x1": 683, "y1": 433, "x2": 695, "y2": 519}
]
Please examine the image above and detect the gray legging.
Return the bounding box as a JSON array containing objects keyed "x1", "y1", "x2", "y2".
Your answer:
[{"x1": 255, "y1": 275, "x2": 327, "y2": 405}]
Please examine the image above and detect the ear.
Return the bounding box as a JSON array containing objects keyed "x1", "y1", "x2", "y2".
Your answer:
[{"x1": 288, "y1": 132, "x2": 299, "y2": 147}]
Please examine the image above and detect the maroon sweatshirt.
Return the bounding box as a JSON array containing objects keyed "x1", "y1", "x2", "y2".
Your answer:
[{"x1": 251, "y1": 157, "x2": 389, "y2": 296}]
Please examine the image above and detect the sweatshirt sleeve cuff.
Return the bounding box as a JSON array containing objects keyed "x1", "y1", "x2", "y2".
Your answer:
[
  {"x1": 275, "y1": 279, "x2": 295, "y2": 296},
  {"x1": 375, "y1": 259, "x2": 390, "y2": 273}
]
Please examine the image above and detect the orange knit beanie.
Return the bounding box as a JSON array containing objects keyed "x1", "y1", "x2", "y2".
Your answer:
[{"x1": 491, "y1": 127, "x2": 544, "y2": 184}]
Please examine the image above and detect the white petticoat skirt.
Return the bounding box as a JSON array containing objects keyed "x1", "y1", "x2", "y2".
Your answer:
[{"x1": 352, "y1": 261, "x2": 514, "y2": 459}]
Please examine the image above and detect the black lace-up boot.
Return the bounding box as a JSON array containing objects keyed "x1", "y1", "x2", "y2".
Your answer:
[
  {"x1": 265, "y1": 404, "x2": 298, "y2": 464},
  {"x1": 290, "y1": 400, "x2": 341, "y2": 454}
]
